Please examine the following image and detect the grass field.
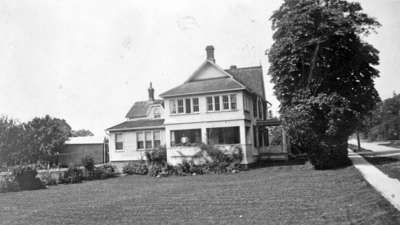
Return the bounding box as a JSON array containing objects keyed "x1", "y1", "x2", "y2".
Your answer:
[{"x1": 0, "y1": 163, "x2": 399, "y2": 225}]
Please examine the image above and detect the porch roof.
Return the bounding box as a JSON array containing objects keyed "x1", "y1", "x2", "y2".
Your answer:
[{"x1": 107, "y1": 119, "x2": 165, "y2": 132}]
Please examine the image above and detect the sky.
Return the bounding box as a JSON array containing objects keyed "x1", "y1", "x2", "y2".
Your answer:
[{"x1": 0, "y1": 0, "x2": 399, "y2": 136}]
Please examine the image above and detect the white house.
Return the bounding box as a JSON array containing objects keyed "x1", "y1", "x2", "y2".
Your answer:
[{"x1": 107, "y1": 45, "x2": 288, "y2": 168}]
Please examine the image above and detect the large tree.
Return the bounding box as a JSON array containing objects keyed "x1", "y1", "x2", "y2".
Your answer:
[
  {"x1": 24, "y1": 115, "x2": 72, "y2": 164},
  {"x1": 71, "y1": 129, "x2": 94, "y2": 137},
  {"x1": 268, "y1": 0, "x2": 380, "y2": 169}
]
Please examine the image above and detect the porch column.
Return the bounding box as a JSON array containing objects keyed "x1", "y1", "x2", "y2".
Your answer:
[
  {"x1": 239, "y1": 124, "x2": 248, "y2": 164},
  {"x1": 201, "y1": 126, "x2": 207, "y2": 144}
]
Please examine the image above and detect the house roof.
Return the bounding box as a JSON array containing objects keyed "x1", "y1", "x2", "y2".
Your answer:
[
  {"x1": 225, "y1": 66, "x2": 265, "y2": 99},
  {"x1": 65, "y1": 136, "x2": 105, "y2": 145},
  {"x1": 159, "y1": 77, "x2": 245, "y2": 97},
  {"x1": 160, "y1": 61, "x2": 266, "y2": 99},
  {"x1": 125, "y1": 99, "x2": 163, "y2": 119},
  {"x1": 107, "y1": 119, "x2": 165, "y2": 131}
]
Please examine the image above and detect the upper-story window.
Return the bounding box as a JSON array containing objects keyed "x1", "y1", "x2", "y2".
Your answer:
[
  {"x1": 243, "y1": 95, "x2": 251, "y2": 113},
  {"x1": 115, "y1": 133, "x2": 124, "y2": 151},
  {"x1": 153, "y1": 107, "x2": 161, "y2": 118},
  {"x1": 170, "y1": 97, "x2": 199, "y2": 114},
  {"x1": 207, "y1": 94, "x2": 237, "y2": 112}
]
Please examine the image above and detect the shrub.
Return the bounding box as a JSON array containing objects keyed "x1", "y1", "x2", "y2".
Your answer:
[
  {"x1": 0, "y1": 175, "x2": 20, "y2": 193},
  {"x1": 81, "y1": 156, "x2": 95, "y2": 172},
  {"x1": 61, "y1": 166, "x2": 83, "y2": 184},
  {"x1": 145, "y1": 146, "x2": 167, "y2": 165},
  {"x1": 38, "y1": 171, "x2": 58, "y2": 186},
  {"x1": 148, "y1": 164, "x2": 163, "y2": 177},
  {"x1": 12, "y1": 166, "x2": 45, "y2": 190},
  {"x1": 122, "y1": 163, "x2": 148, "y2": 175},
  {"x1": 93, "y1": 165, "x2": 117, "y2": 179}
]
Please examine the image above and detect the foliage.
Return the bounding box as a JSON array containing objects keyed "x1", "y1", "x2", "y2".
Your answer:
[
  {"x1": 0, "y1": 115, "x2": 72, "y2": 166},
  {"x1": 92, "y1": 165, "x2": 117, "y2": 180},
  {"x1": 61, "y1": 167, "x2": 83, "y2": 184},
  {"x1": 0, "y1": 116, "x2": 26, "y2": 166},
  {"x1": 81, "y1": 156, "x2": 95, "y2": 172},
  {"x1": 37, "y1": 171, "x2": 59, "y2": 186},
  {"x1": 365, "y1": 93, "x2": 400, "y2": 141},
  {"x1": 145, "y1": 146, "x2": 167, "y2": 165},
  {"x1": 0, "y1": 175, "x2": 20, "y2": 193},
  {"x1": 12, "y1": 166, "x2": 46, "y2": 190},
  {"x1": 122, "y1": 163, "x2": 148, "y2": 175},
  {"x1": 71, "y1": 129, "x2": 94, "y2": 137},
  {"x1": 269, "y1": 127, "x2": 282, "y2": 146},
  {"x1": 148, "y1": 164, "x2": 163, "y2": 177},
  {"x1": 268, "y1": 0, "x2": 380, "y2": 169},
  {"x1": 25, "y1": 115, "x2": 72, "y2": 165}
]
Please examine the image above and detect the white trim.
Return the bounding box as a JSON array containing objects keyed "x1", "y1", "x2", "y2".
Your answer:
[
  {"x1": 161, "y1": 88, "x2": 244, "y2": 98},
  {"x1": 108, "y1": 126, "x2": 165, "y2": 132}
]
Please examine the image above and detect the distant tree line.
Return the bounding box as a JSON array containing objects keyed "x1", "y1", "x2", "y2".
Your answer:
[
  {"x1": 363, "y1": 93, "x2": 400, "y2": 141},
  {"x1": 0, "y1": 115, "x2": 93, "y2": 167}
]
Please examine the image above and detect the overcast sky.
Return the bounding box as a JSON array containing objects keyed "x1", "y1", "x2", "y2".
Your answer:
[{"x1": 0, "y1": 0, "x2": 399, "y2": 135}]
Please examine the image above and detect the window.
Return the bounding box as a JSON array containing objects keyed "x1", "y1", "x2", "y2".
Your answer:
[
  {"x1": 153, "y1": 107, "x2": 161, "y2": 118},
  {"x1": 185, "y1": 98, "x2": 191, "y2": 113},
  {"x1": 222, "y1": 95, "x2": 229, "y2": 110},
  {"x1": 258, "y1": 100, "x2": 262, "y2": 119},
  {"x1": 214, "y1": 96, "x2": 220, "y2": 111},
  {"x1": 253, "y1": 98, "x2": 257, "y2": 117},
  {"x1": 171, "y1": 129, "x2": 202, "y2": 146},
  {"x1": 177, "y1": 99, "x2": 184, "y2": 113},
  {"x1": 207, "y1": 97, "x2": 213, "y2": 111},
  {"x1": 153, "y1": 131, "x2": 161, "y2": 148},
  {"x1": 169, "y1": 100, "x2": 176, "y2": 114},
  {"x1": 192, "y1": 98, "x2": 199, "y2": 112},
  {"x1": 145, "y1": 131, "x2": 152, "y2": 149},
  {"x1": 115, "y1": 133, "x2": 123, "y2": 150},
  {"x1": 230, "y1": 95, "x2": 237, "y2": 110},
  {"x1": 207, "y1": 127, "x2": 240, "y2": 145},
  {"x1": 137, "y1": 132, "x2": 144, "y2": 149}
]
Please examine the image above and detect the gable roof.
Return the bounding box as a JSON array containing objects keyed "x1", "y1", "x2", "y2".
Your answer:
[
  {"x1": 107, "y1": 119, "x2": 165, "y2": 131},
  {"x1": 225, "y1": 66, "x2": 265, "y2": 99},
  {"x1": 160, "y1": 61, "x2": 266, "y2": 99},
  {"x1": 125, "y1": 99, "x2": 163, "y2": 119},
  {"x1": 159, "y1": 77, "x2": 245, "y2": 98}
]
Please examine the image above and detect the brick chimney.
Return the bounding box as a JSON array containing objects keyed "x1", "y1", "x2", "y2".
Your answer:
[
  {"x1": 206, "y1": 45, "x2": 215, "y2": 63},
  {"x1": 148, "y1": 82, "x2": 154, "y2": 101}
]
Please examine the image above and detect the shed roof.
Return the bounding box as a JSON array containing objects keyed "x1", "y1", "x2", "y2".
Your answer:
[{"x1": 65, "y1": 136, "x2": 105, "y2": 145}]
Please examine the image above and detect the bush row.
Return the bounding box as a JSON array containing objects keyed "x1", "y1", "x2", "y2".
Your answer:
[{"x1": 122, "y1": 145, "x2": 242, "y2": 177}]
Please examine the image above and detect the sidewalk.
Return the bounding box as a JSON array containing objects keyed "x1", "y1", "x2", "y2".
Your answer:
[
  {"x1": 348, "y1": 139, "x2": 400, "y2": 157},
  {"x1": 349, "y1": 149, "x2": 400, "y2": 211}
]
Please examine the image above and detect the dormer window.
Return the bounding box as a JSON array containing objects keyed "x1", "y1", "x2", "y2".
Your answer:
[{"x1": 153, "y1": 107, "x2": 161, "y2": 118}]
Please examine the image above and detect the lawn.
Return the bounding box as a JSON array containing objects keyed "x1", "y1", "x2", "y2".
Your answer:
[{"x1": 0, "y1": 163, "x2": 399, "y2": 225}]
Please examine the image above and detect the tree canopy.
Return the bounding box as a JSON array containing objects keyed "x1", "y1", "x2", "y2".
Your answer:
[
  {"x1": 71, "y1": 129, "x2": 94, "y2": 137},
  {"x1": 268, "y1": 0, "x2": 380, "y2": 168}
]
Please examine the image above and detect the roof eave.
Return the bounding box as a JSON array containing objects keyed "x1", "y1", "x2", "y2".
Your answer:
[
  {"x1": 107, "y1": 125, "x2": 165, "y2": 132},
  {"x1": 160, "y1": 87, "x2": 246, "y2": 98}
]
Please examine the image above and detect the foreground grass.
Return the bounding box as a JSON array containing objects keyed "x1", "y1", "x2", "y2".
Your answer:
[{"x1": 0, "y1": 163, "x2": 399, "y2": 225}]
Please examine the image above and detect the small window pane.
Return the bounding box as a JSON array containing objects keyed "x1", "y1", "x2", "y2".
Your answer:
[
  {"x1": 169, "y1": 100, "x2": 176, "y2": 114},
  {"x1": 193, "y1": 98, "x2": 199, "y2": 112},
  {"x1": 207, "y1": 97, "x2": 213, "y2": 111},
  {"x1": 230, "y1": 95, "x2": 237, "y2": 110},
  {"x1": 115, "y1": 133, "x2": 123, "y2": 150},
  {"x1": 153, "y1": 131, "x2": 161, "y2": 148},
  {"x1": 137, "y1": 132, "x2": 144, "y2": 149},
  {"x1": 214, "y1": 96, "x2": 220, "y2": 111},
  {"x1": 145, "y1": 131, "x2": 152, "y2": 149},
  {"x1": 222, "y1": 95, "x2": 229, "y2": 110},
  {"x1": 177, "y1": 99, "x2": 184, "y2": 113},
  {"x1": 185, "y1": 99, "x2": 191, "y2": 113}
]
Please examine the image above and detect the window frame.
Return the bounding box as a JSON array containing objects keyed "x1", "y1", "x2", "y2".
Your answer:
[
  {"x1": 115, "y1": 133, "x2": 124, "y2": 151},
  {"x1": 192, "y1": 98, "x2": 199, "y2": 113}
]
